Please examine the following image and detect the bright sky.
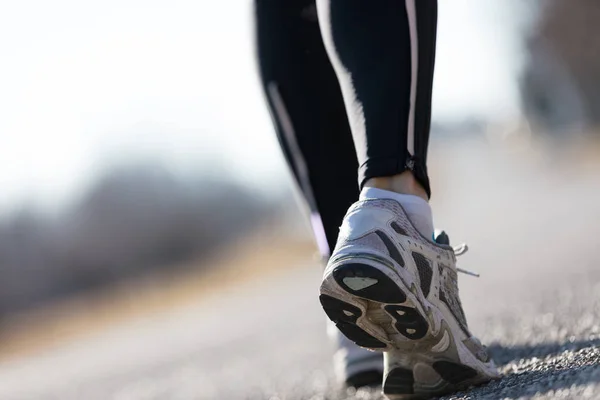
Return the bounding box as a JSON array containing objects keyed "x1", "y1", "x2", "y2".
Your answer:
[{"x1": 0, "y1": 0, "x2": 527, "y2": 213}]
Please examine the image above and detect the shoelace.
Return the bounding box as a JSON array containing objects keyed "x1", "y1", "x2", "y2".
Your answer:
[
  {"x1": 453, "y1": 243, "x2": 480, "y2": 277},
  {"x1": 449, "y1": 244, "x2": 490, "y2": 354}
]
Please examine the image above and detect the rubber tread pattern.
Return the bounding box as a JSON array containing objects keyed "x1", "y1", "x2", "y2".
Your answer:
[
  {"x1": 319, "y1": 294, "x2": 387, "y2": 349},
  {"x1": 383, "y1": 367, "x2": 414, "y2": 395},
  {"x1": 432, "y1": 361, "x2": 478, "y2": 384},
  {"x1": 346, "y1": 370, "x2": 383, "y2": 388},
  {"x1": 333, "y1": 263, "x2": 407, "y2": 303},
  {"x1": 384, "y1": 305, "x2": 429, "y2": 340}
]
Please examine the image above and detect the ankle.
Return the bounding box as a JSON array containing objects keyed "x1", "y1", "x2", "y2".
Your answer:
[
  {"x1": 360, "y1": 187, "x2": 433, "y2": 238},
  {"x1": 364, "y1": 172, "x2": 428, "y2": 201}
]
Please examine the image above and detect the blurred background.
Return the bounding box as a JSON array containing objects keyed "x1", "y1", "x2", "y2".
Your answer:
[{"x1": 0, "y1": 0, "x2": 599, "y2": 399}]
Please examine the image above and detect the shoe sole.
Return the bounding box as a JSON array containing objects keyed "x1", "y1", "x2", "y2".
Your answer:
[{"x1": 320, "y1": 258, "x2": 496, "y2": 398}]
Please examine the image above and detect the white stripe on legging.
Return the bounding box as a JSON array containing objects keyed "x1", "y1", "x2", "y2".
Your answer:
[
  {"x1": 267, "y1": 82, "x2": 331, "y2": 257},
  {"x1": 405, "y1": 0, "x2": 418, "y2": 156}
]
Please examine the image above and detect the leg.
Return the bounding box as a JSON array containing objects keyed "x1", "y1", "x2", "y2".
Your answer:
[
  {"x1": 254, "y1": 0, "x2": 358, "y2": 257},
  {"x1": 317, "y1": 0, "x2": 437, "y2": 201},
  {"x1": 315, "y1": 2, "x2": 499, "y2": 397},
  {"x1": 254, "y1": 0, "x2": 382, "y2": 386}
]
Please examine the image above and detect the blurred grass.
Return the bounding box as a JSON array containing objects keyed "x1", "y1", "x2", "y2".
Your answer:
[{"x1": 0, "y1": 227, "x2": 317, "y2": 361}]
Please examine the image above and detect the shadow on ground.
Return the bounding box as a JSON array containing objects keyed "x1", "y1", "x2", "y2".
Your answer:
[
  {"x1": 444, "y1": 338, "x2": 600, "y2": 399},
  {"x1": 487, "y1": 338, "x2": 600, "y2": 365}
]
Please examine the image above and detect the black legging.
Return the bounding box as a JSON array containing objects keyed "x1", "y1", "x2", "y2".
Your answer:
[{"x1": 255, "y1": 0, "x2": 438, "y2": 255}]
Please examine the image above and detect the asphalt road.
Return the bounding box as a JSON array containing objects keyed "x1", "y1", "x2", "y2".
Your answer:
[{"x1": 0, "y1": 137, "x2": 599, "y2": 399}]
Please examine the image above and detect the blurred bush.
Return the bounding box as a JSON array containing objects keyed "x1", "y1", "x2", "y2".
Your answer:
[{"x1": 0, "y1": 164, "x2": 272, "y2": 318}]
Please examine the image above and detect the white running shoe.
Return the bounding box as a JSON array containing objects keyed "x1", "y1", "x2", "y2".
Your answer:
[
  {"x1": 328, "y1": 320, "x2": 383, "y2": 387},
  {"x1": 319, "y1": 198, "x2": 499, "y2": 398}
]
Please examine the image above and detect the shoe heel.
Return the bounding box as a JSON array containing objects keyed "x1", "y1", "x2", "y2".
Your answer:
[
  {"x1": 332, "y1": 262, "x2": 407, "y2": 304},
  {"x1": 328, "y1": 261, "x2": 431, "y2": 344},
  {"x1": 319, "y1": 294, "x2": 388, "y2": 349}
]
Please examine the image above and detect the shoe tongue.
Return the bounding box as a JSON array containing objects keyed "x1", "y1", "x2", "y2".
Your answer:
[{"x1": 434, "y1": 229, "x2": 451, "y2": 245}]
